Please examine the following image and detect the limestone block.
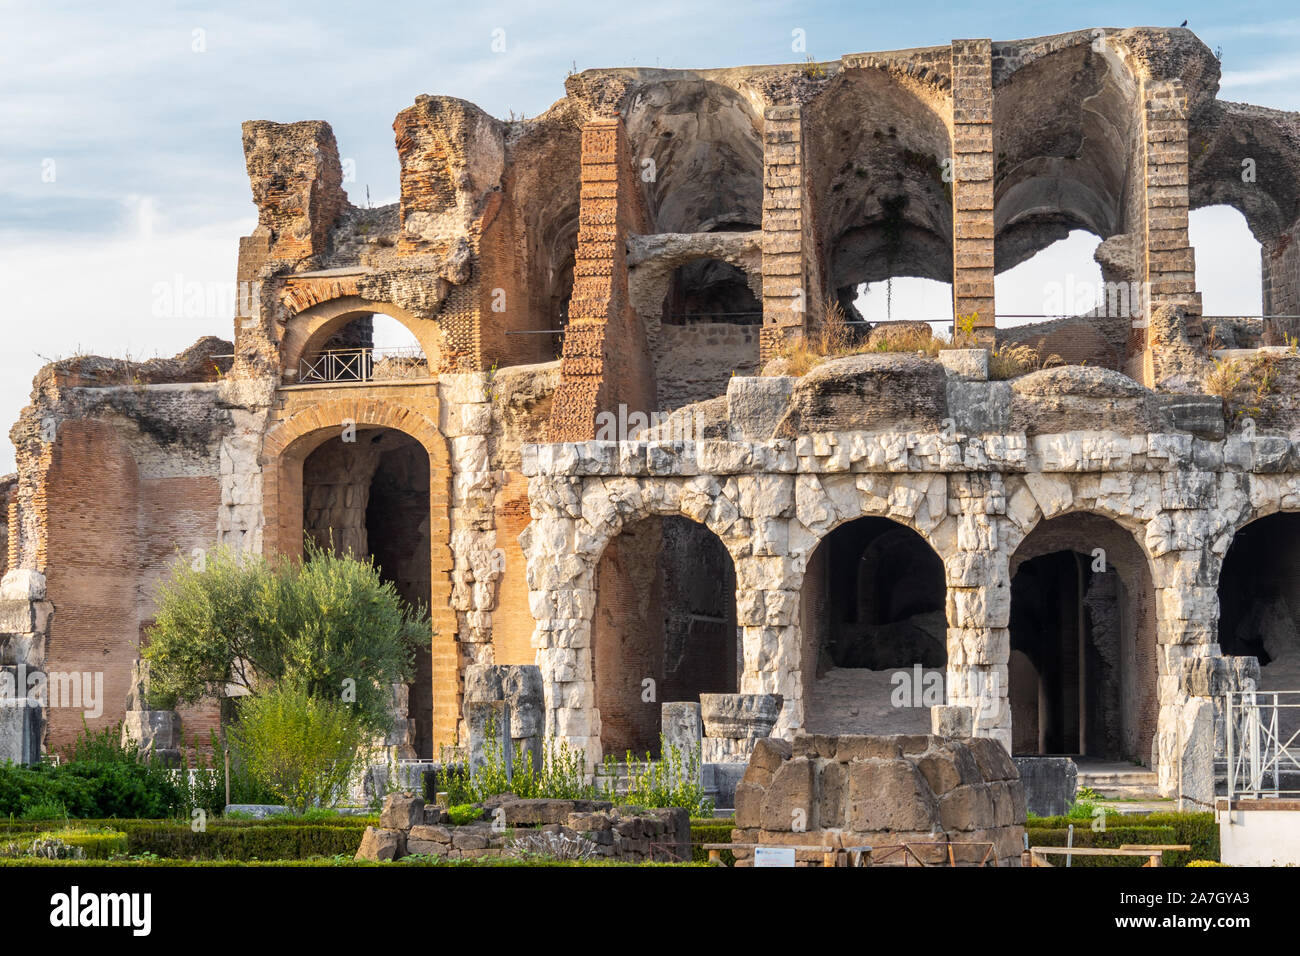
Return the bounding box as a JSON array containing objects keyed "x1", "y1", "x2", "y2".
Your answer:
[
  {"x1": 355, "y1": 826, "x2": 404, "y2": 862},
  {"x1": 700, "y1": 693, "x2": 783, "y2": 740},
  {"x1": 931, "y1": 705, "x2": 973, "y2": 739},
  {"x1": 379, "y1": 792, "x2": 425, "y2": 830},
  {"x1": 0, "y1": 570, "x2": 46, "y2": 601},
  {"x1": 847, "y1": 758, "x2": 937, "y2": 832},
  {"x1": 938, "y1": 348, "x2": 989, "y2": 381},
  {"x1": 661, "y1": 702, "x2": 703, "y2": 783},
  {"x1": 0, "y1": 697, "x2": 42, "y2": 764},
  {"x1": 759, "y1": 756, "x2": 816, "y2": 831}
]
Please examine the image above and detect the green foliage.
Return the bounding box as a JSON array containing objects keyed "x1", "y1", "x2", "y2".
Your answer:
[
  {"x1": 120, "y1": 821, "x2": 368, "y2": 860},
  {"x1": 447, "y1": 804, "x2": 483, "y2": 826},
  {"x1": 18, "y1": 797, "x2": 69, "y2": 821},
  {"x1": 690, "y1": 817, "x2": 734, "y2": 865},
  {"x1": 607, "y1": 741, "x2": 714, "y2": 817},
  {"x1": 441, "y1": 723, "x2": 593, "y2": 804},
  {"x1": 143, "y1": 541, "x2": 425, "y2": 731},
  {"x1": 228, "y1": 685, "x2": 370, "y2": 814},
  {"x1": 0, "y1": 723, "x2": 227, "y2": 820}
]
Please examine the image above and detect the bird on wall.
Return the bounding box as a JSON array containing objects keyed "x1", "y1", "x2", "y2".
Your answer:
[{"x1": 1180, "y1": 19, "x2": 1188, "y2": 26}]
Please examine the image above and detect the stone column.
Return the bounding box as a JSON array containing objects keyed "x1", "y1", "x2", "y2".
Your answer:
[
  {"x1": 950, "y1": 39, "x2": 996, "y2": 342},
  {"x1": 661, "y1": 702, "x2": 702, "y2": 785},
  {"x1": 946, "y1": 474, "x2": 1012, "y2": 752},
  {"x1": 760, "y1": 104, "x2": 809, "y2": 361},
  {"x1": 465, "y1": 699, "x2": 511, "y2": 782},
  {"x1": 1134, "y1": 79, "x2": 1202, "y2": 384},
  {"x1": 523, "y1": 498, "x2": 601, "y2": 769}
]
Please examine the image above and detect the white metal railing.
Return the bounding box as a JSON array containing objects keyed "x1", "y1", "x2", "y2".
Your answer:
[
  {"x1": 1223, "y1": 690, "x2": 1300, "y2": 799},
  {"x1": 298, "y1": 346, "x2": 427, "y2": 384}
]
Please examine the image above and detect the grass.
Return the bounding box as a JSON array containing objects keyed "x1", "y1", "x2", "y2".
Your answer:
[{"x1": 765, "y1": 300, "x2": 1062, "y2": 379}]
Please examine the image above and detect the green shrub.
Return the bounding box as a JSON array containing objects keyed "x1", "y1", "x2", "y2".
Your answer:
[
  {"x1": 121, "y1": 821, "x2": 369, "y2": 860},
  {"x1": 447, "y1": 804, "x2": 482, "y2": 826},
  {"x1": 690, "y1": 817, "x2": 735, "y2": 865},
  {"x1": 1026, "y1": 811, "x2": 1217, "y2": 865},
  {"x1": 18, "y1": 797, "x2": 69, "y2": 821},
  {"x1": 229, "y1": 685, "x2": 369, "y2": 814},
  {"x1": 42, "y1": 829, "x2": 128, "y2": 859},
  {"x1": 144, "y1": 542, "x2": 424, "y2": 731},
  {"x1": 611, "y1": 742, "x2": 714, "y2": 817}
]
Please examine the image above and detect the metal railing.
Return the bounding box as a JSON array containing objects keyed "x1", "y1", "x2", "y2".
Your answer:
[
  {"x1": 298, "y1": 346, "x2": 428, "y2": 384},
  {"x1": 1223, "y1": 690, "x2": 1300, "y2": 799}
]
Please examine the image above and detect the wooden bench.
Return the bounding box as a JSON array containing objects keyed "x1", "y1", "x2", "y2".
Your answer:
[{"x1": 1026, "y1": 844, "x2": 1191, "y2": 867}]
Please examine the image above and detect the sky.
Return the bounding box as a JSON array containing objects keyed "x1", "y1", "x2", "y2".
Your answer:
[{"x1": 2, "y1": 0, "x2": 1298, "y2": 473}]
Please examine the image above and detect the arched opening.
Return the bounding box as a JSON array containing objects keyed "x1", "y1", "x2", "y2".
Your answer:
[
  {"x1": 807, "y1": 70, "x2": 953, "y2": 328},
  {"x1": 623, "y1": 80, "x2": 764, "y2": 234},
  {"x1": 298, "y1": 310, "x2": 429, "y2": 384},
  {"x1": 800, "y1": 517, "x2": 947, "y2": 734},
  {"x1": 1008, "y1": 513, "x2": 1156, "y2": 763},
  {"x1": 853, "y1": 277, "x2": 952, "y2": 327},
  {"x1": 1191, "y1": 205, "x2": 1263, "y2": 343},
  {"x1": 993, "y1": 43, "x2": 1139, "y2": 366},
  {"x1": 661, "y1": 258, "x2": 762, "y2": 326},
  {"x1": 994, "y1": 230, "x2": 1127, "y2": 368},
  {"x1": 592, "y1": 514, "x2": 739, "y2": 757},
  {"x1": 1219, "y1": 513, "x2": 1300, "y2": 691},
  {"x1": 301, "y1": 427, "x2": 432, "y2": 757}
]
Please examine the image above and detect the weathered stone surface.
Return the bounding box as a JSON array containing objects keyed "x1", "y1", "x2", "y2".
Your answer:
[
  {"x1": 1012, "y1": 757, "x2": 1077, "y2": 817},
  {"x1": 379, "y1": 792, "x2": 425, "y2": 830},
  {"x1": 700, "y1": 693, "x2": 783, "y2": 739},
  {"x1": 847, "y1": 758, "x2": 937, "y2": 832},
  {"x1": 355, "y1": 827, "x2": 404, "y2": 862}
]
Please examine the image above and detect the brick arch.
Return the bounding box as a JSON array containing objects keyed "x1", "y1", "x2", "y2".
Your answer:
[
  {"x1": 280, "y1": 295, "x2": 442, "y2": 382},
  {"x1": 260, "y1": 396, "x2": 460, "y2": 750}
]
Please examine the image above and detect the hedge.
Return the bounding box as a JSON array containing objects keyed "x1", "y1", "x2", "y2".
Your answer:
[
  {"x1": 690, "y1": 817, "x2": 735, "y2": 865},
  {"x1": 0, "y1": 857, "x2": 702, "y2": 868},
  {"x1": 1, "y1": 829, "x2": 128, "y2": 860},
  {"x1": 0, "y1": 819, "x2": 375, "y2": 861},
  {"x1": 1026, "y1": 811, "x2": 1217, "y2": 865}
]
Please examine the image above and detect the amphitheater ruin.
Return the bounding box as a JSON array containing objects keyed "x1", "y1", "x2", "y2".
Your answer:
[{"x1": 4, "y1": 26, "x2": 1300, "y2": 810}]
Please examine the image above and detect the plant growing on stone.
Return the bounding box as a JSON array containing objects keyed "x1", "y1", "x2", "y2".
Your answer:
[
  {"x1": 144, "y1": 541, "x2": 424, "y2": 732},
  {"x1": 612, "y1": 738, "x2": 714, "y2": 817},
  {"x1": 227, "y1": 684, "x2": 370, "y2": 814}
]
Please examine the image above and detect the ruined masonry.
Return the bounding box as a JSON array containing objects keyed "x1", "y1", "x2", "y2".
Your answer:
[{"x1": 4, "y1": 28, "x2": 1300, "y2": 805}]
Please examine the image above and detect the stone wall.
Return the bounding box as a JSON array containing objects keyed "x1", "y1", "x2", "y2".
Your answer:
[
  {"x1": 731, "y1": 734, "x2": 1025, "y2": 866},
  {"x1": 356, "y1": 792, "x2": 690, "y2": 863}
]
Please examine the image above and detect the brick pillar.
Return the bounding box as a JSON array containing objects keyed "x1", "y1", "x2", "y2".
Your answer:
[
  {"x1": 1134, "y1": 80, "x2": 1202, "y2": 384},
  {"x1": 549, "y1": 118, "x2": 654, "y2": 441},
  {"x1": 950, "y1": 40, "x2": 996, "y2": 341},
  {"x1": 761, "y1": 105, "x2": 808, "y2": 361}
]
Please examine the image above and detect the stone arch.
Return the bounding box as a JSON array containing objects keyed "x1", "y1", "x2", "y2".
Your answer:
[
  {"x1": 280, "y1": 295, "x2": 440, "y2": 383},
  {"x1": 1216, "y1": 509, "x2": 1300, "y2": 698},
  {"x1": 798, "y1": 512, "x2": 949, "y2": 737},
  {"x1": 260, "y1": 396, "x2": 459, "y2": 751},
  {"x1": 589, "y1": 507, "x2": 740, "y2": 758},
  {"x1": 1007, "y1": 508, "x2": 1159, "y2": 762},
  {"x1": 805, "y1": 66, "x2": 955, "y2": 319},
  {"x1": 992, "y1": 38, "x2": 1143, "y2": 273}
]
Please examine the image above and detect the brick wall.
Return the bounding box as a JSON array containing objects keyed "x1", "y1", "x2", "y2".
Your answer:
[
  {"x1": 950, "y1": 40, "x2": 996, "y2": 337},
  {"x1": 549, "y1": 118, "x2": 656, "y2": 441},
  {"x1": 760, "y1": 105, "x2": 808, "y2": 359}
]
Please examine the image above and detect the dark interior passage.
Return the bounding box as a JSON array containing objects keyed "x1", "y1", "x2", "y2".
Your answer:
[
  {"x1": 592, "y1": 515, "x2": 738, "y2": 757},
  {"x1": 301, "y1": 428, "x2": 432, "y2": 757},
  {"x1": 801, "y1": 517, "x2": 947, "y2": 734}
]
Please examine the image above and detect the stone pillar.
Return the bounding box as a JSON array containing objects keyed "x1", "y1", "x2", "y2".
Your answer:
[
  {"x1": 549, "y1": 117, "x2": 655, "y2": 442},
  {"x1": 0, "y1": 569, "x2": 50, "y2": 764},
  {"x1": 700, "y1": 693, "x2": 783, "y2": 763},
  {"x1": 661, "y1": 702, "x2": 702, "y2": 785},
  {"x1": 946, "y1": 474, "x2": 1012, "y2": 752},
  {"x1": 1134, "y1": 79, "x2": 1202, "y2": 385},
  {"x1": 760, "y1": 104, "x2": 809, "y2": 361},
  {"x1": 464, "y1": 664, "x2": 545, "y2": 777},
  {"x1": 950, "y1": 39, "x2": 996, "y2": 342},
  {"x1": 465, "y1": 699, "x2": 511, "y2": 782},
  {"x1": 120, "y1": 660, "x2": 182, "y2": 765}
]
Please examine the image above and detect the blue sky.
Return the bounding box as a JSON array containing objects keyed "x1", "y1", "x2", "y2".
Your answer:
[{"x1": 2, "y1": 1, "x2": 1298, "y2": 472}]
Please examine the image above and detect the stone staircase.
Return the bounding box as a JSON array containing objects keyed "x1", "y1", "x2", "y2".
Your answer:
[{"x1": 1076, "y1": 762, "x2": 1161, "y2": 800}]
